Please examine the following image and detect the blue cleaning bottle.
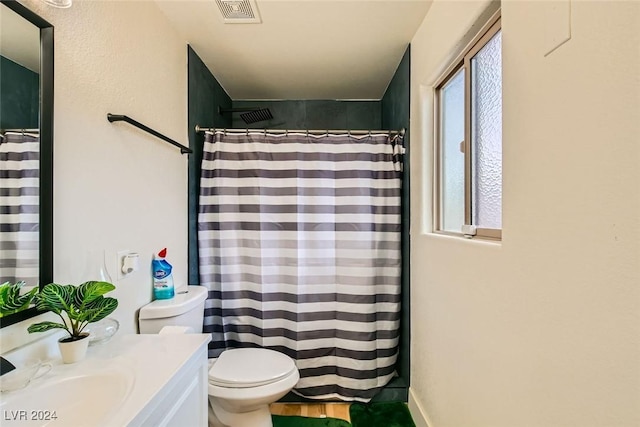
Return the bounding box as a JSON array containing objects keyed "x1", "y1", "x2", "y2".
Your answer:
[{"x1": 152, "y1": 248, "x2": 174, "y2": 300}]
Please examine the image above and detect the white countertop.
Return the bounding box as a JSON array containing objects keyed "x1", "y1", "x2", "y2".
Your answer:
[{"x1": 0, "y1": 333, "x2": 211, "y2": 426}]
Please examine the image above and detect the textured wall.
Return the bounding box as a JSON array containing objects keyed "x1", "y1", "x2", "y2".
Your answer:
[
  {"x1": 409, "y1": 1, "x2": 640, "y2": 426},
  {"x1": 0, "y1": 0, "x2": 189, "y2": 350}
]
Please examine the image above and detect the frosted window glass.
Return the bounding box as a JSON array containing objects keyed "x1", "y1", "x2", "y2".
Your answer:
[
  {"x1": 440, "y1": 69, "x2": 465, "y2": 233},
  {"x1": 471, "y1": 30, "x2": 502, "y2": 229}
]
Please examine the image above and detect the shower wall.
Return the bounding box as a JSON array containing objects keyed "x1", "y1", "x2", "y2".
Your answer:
[
  {"x1": 230, "y1": 100, "x2": 381, "y2": 130},
  {"x1": 187, "y1": 46, "x2": 232, "y2": 284},
  {"x1": 0, "y1": 56, "x2": 39, "y2": 129},
  {"x1": 379, "y1": 45, "x2": 411, "y2": 401}
]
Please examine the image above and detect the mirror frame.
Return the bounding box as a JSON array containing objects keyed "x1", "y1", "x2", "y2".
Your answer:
[{"x1": 0, "y1": 0, "x2": 53, "y2": 327}]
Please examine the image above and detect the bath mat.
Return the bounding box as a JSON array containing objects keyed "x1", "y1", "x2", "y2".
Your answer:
[
  {"x1": 272, "y1": 414, "x2": 351, "y2": 427},
  {"x1": 350, "y1": 402, "x2": 416, "y2": 427}
]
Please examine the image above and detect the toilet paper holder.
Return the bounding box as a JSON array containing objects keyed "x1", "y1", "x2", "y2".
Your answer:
[{"x1": 121, "y1": 252, "x2": 139, "y2": 275}]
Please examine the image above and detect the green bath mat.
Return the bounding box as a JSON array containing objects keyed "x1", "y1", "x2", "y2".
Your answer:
[
  {"x1": 350, "y1": 402, "x2": 416, "y2": 427},
  {"x1": 272, "y1": 414, "x2": 351, "y2": 427}
]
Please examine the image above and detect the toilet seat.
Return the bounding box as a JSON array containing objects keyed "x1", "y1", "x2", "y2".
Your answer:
[{"x1": 208, "y1": 348, "x2": 297, "y2": 389}]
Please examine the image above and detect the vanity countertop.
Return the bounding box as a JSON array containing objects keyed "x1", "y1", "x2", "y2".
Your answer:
[{"x1": 0, "y1": 333, "x2": 211, "y2": 426}]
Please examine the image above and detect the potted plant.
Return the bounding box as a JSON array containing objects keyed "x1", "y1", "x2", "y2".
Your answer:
[
  {"x1": 28, "y1": 281, "x2": 118, "y2": 363},
  {"x1": 0, "y1": 281, "x2": 38, "y2": 317}
]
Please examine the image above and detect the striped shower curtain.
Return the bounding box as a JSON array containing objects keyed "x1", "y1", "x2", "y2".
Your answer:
[
  {"x1": 0, "y1": 132, "x2": 39, "y2": 287},
  {"x1": 198, "y1": 130, "x2": 404, "y2": 401}
]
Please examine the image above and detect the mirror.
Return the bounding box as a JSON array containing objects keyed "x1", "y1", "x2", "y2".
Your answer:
[{"x1": 0, "y1": 0, "x2": 53, "y2": 327}]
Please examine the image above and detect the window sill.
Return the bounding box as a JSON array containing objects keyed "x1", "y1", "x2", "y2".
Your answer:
[{"x1": 426, "y1": 230, "x2": 502, "y2": 246}]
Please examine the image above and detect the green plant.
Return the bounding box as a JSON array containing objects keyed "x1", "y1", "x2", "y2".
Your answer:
[
  {"x1": 0, "y1": 281, "x2": 38, "y2": 317},
  {"x1": 28, "y1": 281, "x2": 118, "y2": 341}
]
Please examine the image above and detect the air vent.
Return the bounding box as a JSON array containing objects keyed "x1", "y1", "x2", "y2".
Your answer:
[{"x1": 216, "y1": 0, "x2": 261, "y2": 24}]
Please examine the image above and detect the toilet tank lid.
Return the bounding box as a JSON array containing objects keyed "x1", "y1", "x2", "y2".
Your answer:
[{"x1": 139, "y1": 285, "x2": 208, "y2": 319}]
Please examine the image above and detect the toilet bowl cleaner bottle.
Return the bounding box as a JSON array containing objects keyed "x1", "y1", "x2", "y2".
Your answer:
[{"x1": 152, "y1": 248, "x2": 174, "y2": 300}]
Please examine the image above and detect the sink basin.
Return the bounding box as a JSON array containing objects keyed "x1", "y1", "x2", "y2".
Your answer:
[{"x1": 0, "y1": 368, "x2": 134, "y2": 426}]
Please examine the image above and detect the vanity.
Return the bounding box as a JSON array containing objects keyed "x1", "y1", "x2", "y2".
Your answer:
[{"x1": 0, "y1": 333, "x2": 211, "y2": 426}]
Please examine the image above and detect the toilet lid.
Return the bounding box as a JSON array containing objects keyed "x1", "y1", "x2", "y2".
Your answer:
[{"x1": 208, "y1": 348, "x2": 296, "y2": 388}]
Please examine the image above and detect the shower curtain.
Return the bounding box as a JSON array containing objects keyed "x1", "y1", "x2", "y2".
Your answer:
[
  {"x1": 198, "y1": 130, "x2": 404, "y2": 402},
  {"x1": 0, "y1": 132, "x2": 40, "y2": 286}
]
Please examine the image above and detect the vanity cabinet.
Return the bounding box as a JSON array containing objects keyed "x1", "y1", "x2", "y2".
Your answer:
[
  {"x1": 137, "y1": 345, "x2": 208, "y2": 427},
  {"x1": 116, "y1": 334, "x2": 210, "y2": 427}
]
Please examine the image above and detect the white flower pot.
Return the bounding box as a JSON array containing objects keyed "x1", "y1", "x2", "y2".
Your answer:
[{"x1": 58, "y1": 333, "x2": 90, "y2": 364}]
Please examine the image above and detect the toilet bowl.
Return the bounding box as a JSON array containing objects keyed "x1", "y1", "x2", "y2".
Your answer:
[{"x1": 207, "y1": 348, "x2": 300, "y2": 427}]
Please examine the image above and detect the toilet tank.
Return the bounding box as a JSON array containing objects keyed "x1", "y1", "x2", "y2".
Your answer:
[{"x1": 138, "y1": 285, "x2": 208, "y2": 334}]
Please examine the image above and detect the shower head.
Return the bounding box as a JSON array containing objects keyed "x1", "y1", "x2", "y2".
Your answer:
[
  {"x1": 218, "y1": 107, "x2": 274, "y2": 124},
  {"x1": 240, "y1": 108, "x2": 273, "y2": 124}
]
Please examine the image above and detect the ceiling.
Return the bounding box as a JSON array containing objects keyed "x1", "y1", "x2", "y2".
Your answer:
[
  {"x1": 154, "y1": 0, "x2": 432, "y2": 100},
  {"x1": 0, "y1": 3, "x2": 40, "y2": 73}
]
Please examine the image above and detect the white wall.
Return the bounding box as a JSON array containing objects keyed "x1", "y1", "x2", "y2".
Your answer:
[
  {"x1": 410, "y1": 1, "x2": 640, "y2": 426},
  {"x1": 1, "y1": 0, "x2": 188, "y2": 352}
]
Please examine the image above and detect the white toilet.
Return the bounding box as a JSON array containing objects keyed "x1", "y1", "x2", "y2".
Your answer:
[
  {"x1": 138, "y1": 285, "x2": 208, "y2": 333},
  {"x1": 207, "y1": 347, "x2": 300, "y2": 427},
  {"x1": 138, "y1": 285, "x2": 300, "y2": 427}
]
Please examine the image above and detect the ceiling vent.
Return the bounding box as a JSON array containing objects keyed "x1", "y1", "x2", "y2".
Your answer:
[{"x1": 216, "y1": 0, "x2": 261, "y2": 24}]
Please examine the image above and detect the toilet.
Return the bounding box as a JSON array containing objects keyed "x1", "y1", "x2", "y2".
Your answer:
[
  {"x1": 207, "y1": 347, "x2": 300, "y2": 427},
  {"x1": 138, "y1": 285, "x2": 208, "y2": 333},
  {"x1": 138, "y1": 285, "x2": 300, "y2": 427}
]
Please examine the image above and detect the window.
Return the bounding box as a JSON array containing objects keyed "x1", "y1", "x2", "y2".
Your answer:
[{"x1": 435, "y1": 12, "x2": 502, "y2": 240}]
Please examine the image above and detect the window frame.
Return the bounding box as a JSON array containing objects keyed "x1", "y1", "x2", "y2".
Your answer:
[{"x1": 434, "y1": 10, "x2": 502, "y2": 240}]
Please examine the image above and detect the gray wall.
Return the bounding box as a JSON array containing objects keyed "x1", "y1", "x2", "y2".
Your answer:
[
  {"x1": 382, "y1": 48, "x2": 410, "y2": 133},
  {"x1": 0, "y1": 56, "x2": 39, "y2": 129},
  {"x1": 379, "y1": 45, "x2": 411, "y2": 400},
  {"x1": 188, "y1": 46, "x2": 232, "y2": 285},
  {"x1": 230, "y1": 100, "x2": 381, "y2": 130}
]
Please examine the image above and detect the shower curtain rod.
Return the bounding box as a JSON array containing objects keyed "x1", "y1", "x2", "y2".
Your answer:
[
  {"x1": 1, "y1": 128, "x2": 40, "y2": 133},
  {"x1": 195, "y1": 125, "x2": 405, "y2": 137}
]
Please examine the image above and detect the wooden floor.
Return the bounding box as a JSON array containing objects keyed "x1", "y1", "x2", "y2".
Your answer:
[{"x1": 270, "y1": 403, "x2": 351, "y2": 423}]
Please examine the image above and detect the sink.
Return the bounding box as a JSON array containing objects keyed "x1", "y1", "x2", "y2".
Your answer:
[
  {"x1": 0, "y1": 368, "x2": 134, "y2": 426},
  {"x1": 1, "y1": 334, "x2": 210, "y2": 426}
]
